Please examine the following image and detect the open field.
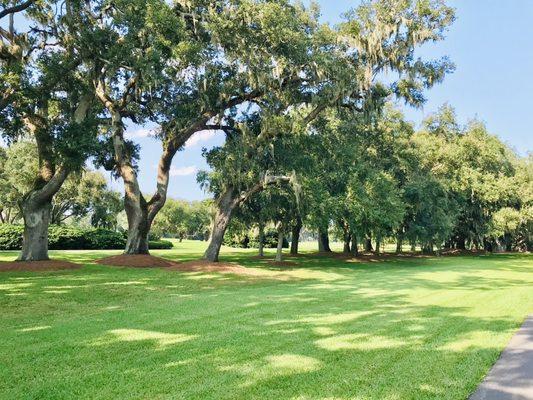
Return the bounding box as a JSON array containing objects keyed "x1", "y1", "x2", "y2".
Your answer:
[{"x1": 1, "y1": 241, "x2": 532, "y2": 400}]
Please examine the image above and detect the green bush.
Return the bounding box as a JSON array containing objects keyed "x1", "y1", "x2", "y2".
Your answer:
[
  {"x1": 84, "y1": 229, "x2": 127, "y2": 250},
  {"x1": 148, "y1": 239, "x2": 174, "y2": 249},
  {"x1": 0, "y1": 224, "x2": 23, "y2": 250},
  {"x1": 0, "y1": 225, "x2": 172, "y2": 250}
]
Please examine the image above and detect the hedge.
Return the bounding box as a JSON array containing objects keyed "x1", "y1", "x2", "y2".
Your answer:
[{"x1": 0, "y1": 225, "x2": 173, "y2": 250}]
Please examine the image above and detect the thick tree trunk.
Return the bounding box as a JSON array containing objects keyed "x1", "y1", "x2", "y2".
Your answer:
[
  {"x1": 18, "y1": 194, "x2": 52, "y2": 261},
  {"x1": 318, "y1": 227, "x2": 331, "y2": 252},
  {"x1": 258, "y1": 223, "x2": 265, "y2": 257},
  {"x1": 351, "y1": 232, "x2": 359, "y2": 257},
  {"x1": 275, "y1": 227, "x2": 284, "y2": 262},
  {"x1": 375, "y1": 236, "x2": 381, "y2": 255},
  {"x1": 290, "y1": 217, "x2": 302, "y2": 255},
  {"x1": 124, "y1": 199, "x2": 150, "y2": 254},
  {"x1": 17, "y1": 167, "x2": 69, "y2": 261},
  {"x1": 204, "y1": 188, "x2": 237, "y2": 262}
]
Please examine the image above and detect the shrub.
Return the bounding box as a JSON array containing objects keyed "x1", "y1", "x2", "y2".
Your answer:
[
  {"x1": 148, "y1": 239, "x2": 174, "y2": 249},
  {"x1": 84, "y1": 229, "x2": 127, "y2": 250},
  {"x1": 0, "y1": 225, "x2": 173, "y2": 250},
  {"x1": 0, "y1": 224, "x2": 23, "y2": 250}
]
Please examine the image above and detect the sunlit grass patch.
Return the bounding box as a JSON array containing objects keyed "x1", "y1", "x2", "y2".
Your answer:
[{"x1": 0, "y1": 242, "x2": 532, "y2": 399}]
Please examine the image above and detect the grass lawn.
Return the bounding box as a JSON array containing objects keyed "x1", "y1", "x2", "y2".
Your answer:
[{"x1": 1, "y1": 241, "x2": 532, "y2": 400}]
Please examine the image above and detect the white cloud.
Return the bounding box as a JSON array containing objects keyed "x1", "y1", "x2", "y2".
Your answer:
[
  {"x1": 169, "y1": 165, "x2": 198, "y2": 177},
  {"x1": 184, "y1": 129, "x2": 217, "y2": 148},
  {"x1": 124, "y1": 128, "x2": 154, "y2": 139}
]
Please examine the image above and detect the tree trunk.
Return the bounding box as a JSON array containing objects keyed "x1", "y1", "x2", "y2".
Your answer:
[
  {"x1": 504, "y1": 233, "x2": 512, "y2": 252},
  {"x1": 290, "y1": 217, "x2": 302, "y2": 255},
  {"x1": 456, "y1": 236, "x2": 466, "y2": 250},
  {"x1": 110, "y1": 110, "x2": 177, "y2": 255},
  {"x1": 318, "y1": 227, "x2": 331, "y2": 252},
  {"x1": 375, "y1": 235, "x2": 381, "y2": 255},
  {"x1": 396, "y1": 231, "x2": 403, "y2": 253},
  {"x1": 18, "y1": 194, "x2": 52, "y2": 261},
  {"x1": 343, "y1": 232, "x2": 351, "y2": 253},
  {"x1": 124, "y1": 199, "x2": 150, "y2": 254},
  {"x1": 17, "y1": 167, "x2": 69, "y2": 261},
  {"x1": 258, "y1": 223, "x2": 265, "y2": 257},
  {"x1": 275, "y1": 227, "x2": 284, "y2": 262},
  {"x1": 364, "y1": 235, "x2": 373, "y2": 252},
  {"x1": 204, "y1": 188, "x2": 237, "y2": 262},
  {"x1": 204, "y1": 175, "x2": 292, "y2": 262},
  {"x1": 351, "y1": 232, "x2": 359, "y2": 257}
]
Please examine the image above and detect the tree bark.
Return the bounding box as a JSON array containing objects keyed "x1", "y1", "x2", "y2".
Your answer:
[
  {"x1": 204, "y1": 188, "x2": 238, "y2": 262},
  {"x1": 455, "y1": 236, "x2": 466, "y2": 250},
  {"x1": 275, "y1": 226, "x2": 284, "y2": 262},
  {"x1": 396, "y1": 232, "x2": 403, "y2": 253},
  {"x1": 18, "y1": 194, "x2": 52, "y2": 261},
  {"x1": 351, "y1": 232, "x2": 359, "y2": 257},
  {"x1": 18, "y1": 167, "x2": 69, "y2": 261},
  {"x1": 343, "y1": 233, "x2": 351, "y2": 253},
  {"x1": 258, "y1": 223, "x2": 265, "y2": 257},
  {"x1": 290, "y1": 217, "x2": 302, "y2": 255},
  {"x1": 318, "y1": 227, "x2": 331, "y2": 252},
  {"x1": 364, "y1": 235, "x2": 373, "y2": 252},
  {"x1": 375, "y1": 235, "x2": 381, "y2": 255}
]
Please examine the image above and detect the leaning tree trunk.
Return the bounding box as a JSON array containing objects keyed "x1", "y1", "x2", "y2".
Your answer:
[
  {"x1": 318, "y1": 227, "x2": 331, "y2": 252},
  {"x1": 204, "y1": 188, "x2": 238, "y2": 262},
  {"x1": 290, "y1": 217, "x2": 302, "y2": 255},
  {"x1": 204, "y1": 174, "x2": 292, "y2": 262},
  {"x1": 258, "y1": 223, "x2": 265, "y2": 257},
  {"x1": 275, "y1": 227, "x2": 284, "y2": 262},
  {"x1": 18, "y1": 193, "x2": 53, "y2": 261}
]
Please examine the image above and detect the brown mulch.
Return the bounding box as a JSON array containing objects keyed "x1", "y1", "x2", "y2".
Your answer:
[
  {"x1": 96, "y1": 254, "x2": 176, "y2": 268},
  {"x1": 169, "y1": 259, "x2": 251, "y2": 274},
  {"x1": 268, "y1": 261, "x2": 299, "y2": 267},
  {"x1": 0, "y1": 260, "x2": 81, "y2": 272}
]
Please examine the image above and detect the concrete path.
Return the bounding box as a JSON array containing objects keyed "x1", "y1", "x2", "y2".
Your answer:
[{"x1": 470, "y1": 316, "x2": 533, "y2": 400}]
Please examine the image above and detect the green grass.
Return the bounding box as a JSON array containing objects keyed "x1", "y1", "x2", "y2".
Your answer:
[{"x1": 1, "y1": 241, "x2": 532, "y2": 400}]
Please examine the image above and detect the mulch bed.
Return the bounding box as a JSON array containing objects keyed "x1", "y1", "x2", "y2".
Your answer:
[
  {"x1": 96, "y1": 254, "x2": 176, "y2": 268},
  {"x1": 0, "y1": 260, "x2": 81, "y2": 272},
  {"x1": 268, "y1": 261, "x2": 299, "y2": 267},
  {"x1": 96, "y1": 255, "x2": 253, "y2": 276}
]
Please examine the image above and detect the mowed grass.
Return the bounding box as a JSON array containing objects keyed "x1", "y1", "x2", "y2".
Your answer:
[{"x1": 1, "y1": 241, "x2": 532, "y2": 400}]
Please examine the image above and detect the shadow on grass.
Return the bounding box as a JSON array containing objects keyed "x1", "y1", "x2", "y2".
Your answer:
[{"x1": 0, "y1": 249, "x2": 531, "y2": 399}]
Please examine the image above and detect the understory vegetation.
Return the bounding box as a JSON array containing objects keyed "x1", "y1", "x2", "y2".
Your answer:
[{"x1": 1, "y1": 242, "x2": 532, "y2": 399}]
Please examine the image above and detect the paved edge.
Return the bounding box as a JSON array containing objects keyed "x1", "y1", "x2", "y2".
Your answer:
[{"x1": 469, "y1": 315, "x2": 533, "y2": 400}]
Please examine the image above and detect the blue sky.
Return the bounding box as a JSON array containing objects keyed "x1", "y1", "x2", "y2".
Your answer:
[{"x1": 111, "y1": 1, "x2": 533, "y2": 199}]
